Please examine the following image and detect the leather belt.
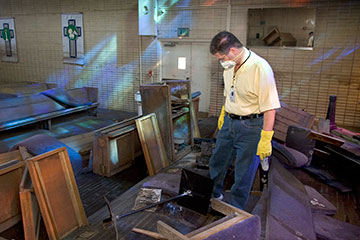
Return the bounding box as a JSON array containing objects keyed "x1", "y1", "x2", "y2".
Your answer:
[{"x1": 227, "y1": 112, "x2": 263, "y2": 120}]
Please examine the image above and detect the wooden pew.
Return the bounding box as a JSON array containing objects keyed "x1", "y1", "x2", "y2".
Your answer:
[
  {"x1": 273, "y1": 102, "x2": 315, "y2": 142},
  {"x1": 0, "y1": 87, "x2": 99, "y2": 132},
  {"x1": 93, "y1": 116, "x2": 142, "y2": 177},
  {"x1": 0, "y1": 82, "x2": 56, "y2": 96},
  {"x1": 0, "y1": 148, "x2": 26, "y2": 232}
]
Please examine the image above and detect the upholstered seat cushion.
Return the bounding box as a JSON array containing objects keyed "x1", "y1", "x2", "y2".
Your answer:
[{"x1": 272, "y1": 140, "x2": 309, "y2": 168}]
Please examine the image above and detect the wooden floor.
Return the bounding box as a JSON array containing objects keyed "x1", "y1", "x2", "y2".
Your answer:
[
  {"x1": 1, "y1": 111, "x2": 360, "y2": 239},
  {"x1": 289, "y1": 166, "x2": 360, "y2": 227},
  {"x1": 77, "y1": 156, "x2": 148, "y2": 217}
]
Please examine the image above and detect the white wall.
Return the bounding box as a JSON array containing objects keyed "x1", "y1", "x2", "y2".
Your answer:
[{"x1": 0, "y1": 0, "x2": 359, "y2": 127}]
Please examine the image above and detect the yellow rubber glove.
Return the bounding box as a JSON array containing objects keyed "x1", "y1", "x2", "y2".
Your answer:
[
  {"x1": 256, "y1": 130, "x2": 274, "y2": 160},
  {"x1": 218, "y1": 105, "x2": 226, "y2": 130}
]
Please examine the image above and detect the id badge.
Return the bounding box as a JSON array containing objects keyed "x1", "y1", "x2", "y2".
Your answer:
[{"x1": 230, "y1": 87, "x2": 235, "y2": 102}]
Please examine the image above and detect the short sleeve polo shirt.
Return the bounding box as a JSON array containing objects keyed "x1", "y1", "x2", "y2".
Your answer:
[{"x1": 223, "y1": 51, "x2": 281, "y2": 116}]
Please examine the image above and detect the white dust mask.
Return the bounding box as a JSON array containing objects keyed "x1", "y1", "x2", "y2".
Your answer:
[
  {"x1": 219, "y1": 51, "x2": 243, "y2": 69},
  {"x1": 220, "y1": 60, "x2": 236, "y2": 69}
]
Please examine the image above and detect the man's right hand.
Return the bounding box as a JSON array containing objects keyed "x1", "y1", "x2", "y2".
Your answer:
[{"x1": 218, "y1": 105, "x2": 226, "y2": 130}]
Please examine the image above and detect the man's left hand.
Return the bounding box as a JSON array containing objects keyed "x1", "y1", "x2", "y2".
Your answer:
[{"x1": 256, "y1": 130, "x2": 274, "y2": 160}]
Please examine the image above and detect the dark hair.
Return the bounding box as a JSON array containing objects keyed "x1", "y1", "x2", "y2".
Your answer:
[
  {"x1": 210, "y1": 31, "x2": 243, "y2": 55},
  {"x1": 309, "y1": 32, "x2": 314, "y2": 35}
]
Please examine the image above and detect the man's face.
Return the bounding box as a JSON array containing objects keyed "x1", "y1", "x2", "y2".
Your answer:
[
  {"x1": 214, "y1": 48, "x2": 237, "y2": 62},
  {"x1": 215, "y1": 52, "x2": 229, "y2": 62}
]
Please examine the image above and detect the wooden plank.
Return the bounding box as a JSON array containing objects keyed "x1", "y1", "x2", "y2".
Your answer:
[
  {"x1": 107, "y1": 125, "x2": 135, "y2": 138},
  {"x1": 18, "y1": 146, "x2": 32, "y2": 160},
  {"x1": 189, "y1": 215, "x2": 245, "y2": 240},
  {"x1": 0, "y1": 150, "x2": 25, "y2": 233},
  {"x1": 95, "y1": 116, "x2": 139, "y2": 135},
  {"x1": 136, "y1": 113, "x2": 169, "y2": 176},
  {"x1": 186, "y1": 213, "x2": 236, "y2": 238},
  {"x1": 20, "y1": 166, "x2": 41, "y2": 240},
  {"x1": 0, "y1": 150, "x2": 22, "y2": 164},
  {"x1": 308, "y1": 131, "x2": 344, "y2": 147},
  {"x1": 0, "y1": 160, "x2": 24, "y2": 174},
  {"x1": 92, "y1": 134, "x2": 109, "y2": 176},
  {"x1": 26, "y1": 147, "x2": 88, "y2": 239},
  {"x1": 132, "y1": 228, "x2": 166, "y2": 240},
  {"x1": 140, "y1": 85, "x2": 175, "y2": 162},
  {"x1": 210, "y1": 199, "x2": 251, "y2": 219},
  {"x1": 157, "y1": 221, "x2": 189, "y2": 240},
  {"x1": 190, "y1": 100, "x2": 201, "y2": 138}
]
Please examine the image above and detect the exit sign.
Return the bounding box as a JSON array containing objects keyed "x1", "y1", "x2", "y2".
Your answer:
[{"x1": 178, "y1": 28, "x2": 189, "y2": 37}]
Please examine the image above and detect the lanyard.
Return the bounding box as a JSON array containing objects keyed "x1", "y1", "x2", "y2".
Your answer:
[{"x1": 231, "y1": 50, "x2": 252, "y2": 88}]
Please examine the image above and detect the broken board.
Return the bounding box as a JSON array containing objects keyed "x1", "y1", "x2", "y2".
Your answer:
[
  {"x1": 136, "y1": 113, "x2": 169, "y2": 176},
  {"x1": 20, "y1": 166, "x2": 41, "y2": 240},
  {"x1": 26, "y1": 147, "x2": 88, "y2": 239}
]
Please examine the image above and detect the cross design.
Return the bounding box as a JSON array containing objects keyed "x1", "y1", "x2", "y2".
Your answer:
[
  {"x1": 63, "y1": 19, "x2": 82, "y2": 58},
  {"x1": 0, "y1": 23, "x2": 15, "y2": 57}
]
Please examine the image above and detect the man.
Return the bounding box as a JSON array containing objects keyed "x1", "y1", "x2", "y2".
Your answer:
[{"x1": 209, "y1": 31, "x2": 280, "y2": 210}]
